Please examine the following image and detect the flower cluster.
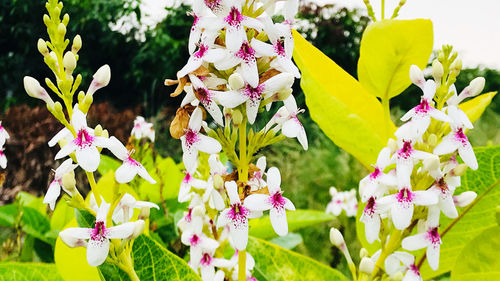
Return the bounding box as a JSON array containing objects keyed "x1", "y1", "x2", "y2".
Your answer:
[
  {"x1": 357, "y1": 52, "x2": 484, "y2": 279},
  {"x1": 0, "y1": 122, "x2": 9, "y2": 169},
  {"x1": 168, "y1": 0, "x2": 305, "y2": 280},
  {"x1": 23, "y1": 0, "x2": 158, "y2": 274},
  {"x1": 131, "y1": 116, "x2": 155, "y2": 142},
  {"x1": 326, "y1": 187, "x2": 358, "y2": 217}
]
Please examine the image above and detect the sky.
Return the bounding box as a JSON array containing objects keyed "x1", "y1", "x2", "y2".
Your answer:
[{"x1": 137, "y1": 0, "x2": 500, "y2": 69}]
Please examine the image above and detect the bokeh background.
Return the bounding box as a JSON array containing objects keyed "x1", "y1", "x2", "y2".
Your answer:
[{"x1": 1, "y1": 0, "x2": 498, "y2": 274}]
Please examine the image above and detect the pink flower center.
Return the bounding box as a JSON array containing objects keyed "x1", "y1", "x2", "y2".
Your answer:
[
  {"x1": 126, "y1": 156, "x2": 141, "y2": 167},
  {"x1": 454, "y1": 128, "x2": 469, "y2": 146},
  {"x1": 274, "y1": 39, "x2": 286, "y2": 57},
  {"x1": 196, "y1": 87, "x2": 213, "y2": 105},
  {"x1": 435, "y1": 178, "x2": 449, "y2": 194},
  {"x1": 415, "y1": 98, "x2": 431, "y2": 114},
  {"x1": 410, "y1": 264, "x2": 421, "y2": 276},
  {"x1": 185, "y1": 208, "x2": 193, "y2": 223},
  {"x1": 194, "y1": 44, "x2": 208, "y2": 59},
  {"x1": 364, "y1": 197, "x2": 376, "y2": 216},
  {"x1": 91, "y1": 221, "x2": 107, "y2": 241},
  {"x1": 236, "y1": 42, "x2": 256, "y2": 63},
  {"x1": 228, "y1": 203, "x2": 249, "y2": 225},
  {"x1": 369, "y1": 167, "x2": 381, "y2": 180},
  {"x1": 426, "y1": 227, "x2": 441, "y2": 245},
  {"x1": 74, "y1": 129, "x2": 95, "y2": 148},
  {"x1": 0, "y1": 150, "x2": 4, "y2": 156},
  {"x1": 204, "y1": 0, "x2": 222, "y2": 11},
  {"x1": 184, "y1": 129, "x2": 200, "y2": 147},
  {"x1": 190, "y1": 234, "x2": 200, "y2": 246},
  {"x1": 192, "y1": 14, "x2": 200, "y2": 29},
  {"x1": 200, "y1": 253, "x2": 212, "y2": 266},
  {"x1": 183, "y1": 173, "x2": 192, "y2": 184},
  {"x1": 396, "y1": 188, "x2": 414, "y2": 204},
  {"x1": 225, "y1": 7, "x2": 243, "y2": 27},
  {"x1": 398, "y1": 140, "x2": 414, "y2": 159},
  {"x1": 270, "y1": 191, "x2": 286, "y2": 210},
  {"x1": 243, "y1": 84, "x2": 263, "y2": 102}
]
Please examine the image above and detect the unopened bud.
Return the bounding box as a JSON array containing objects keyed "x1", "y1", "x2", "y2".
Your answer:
[
  {"x1": 94, "y1": 125, "x2": 103, "y2": 136},
  {"x1": 450, "y1": 59, "x2": 462, "y2": 74},
  {"x1": 138, "y1": 208, "x2": 150, "y2": 220},
  {"x1": 54, "y1": 102, "x2": 63, "y2": 114},
  {"x1": 77, "y1": 91, "x2": 85, "y2": 103},
  {"x1": 62, "y1": 13, "x2": 69, "y2": 26},
  {"x1": 63, "y1": 51, "x2": 76, "y2": 72},
  {"x1": 23, "y1": 76, "x2": 54, "y2": 108},
  {"x1": 359, "y1": 248, "x2": 369, "y2": 259},
  {"x1": 423, "y1": 154, "x2": 440, "y2": 172},
  {"x1": 277, "y1": 88, "x2": 292, "y2": 101},
  {"x1": 329, "y1": 227, "x2": 345, "y2": 247},
  {"x1": 232, "y1": 109, "x2": 243, "y2": 125},
  {"x1": 72, "y1": 35, "x2": 82, "y2": 53},
  {"x1": 428, "y1": 134, "x2": 438, "y2": 147},
  {"x1": 37, "y1": 39, "x2": 49, "y2": 56},
  {"x1": 409, "y1": 65, "x2": 425, "y2": 88},
  {"x1": 101, "y1": 129, "x2": 109, "y2": 139},
  {"x1": 452, "y1": 164, "x2": 468, "y2": 176},
  {"x1": 87, "y1": 65, "x2": 111, "y2": 96},
  {"x1": 193, "y1": 205, "x2": 205, "y2": 217},
  {"x1": 453, "y1": 191, "x2": 477, "y2": 207},
  {"x1": 468, "y1": 77, "x2": 485, "y2": 97},
  {"x1": 213, "y1": 175, "x2": 224, "y2": 189},
  {"x1": 43, "y1": 14, "x2": 51, "y2": 26},
  {"x1": 57, "y1": 23, "x2": 66, "y2": 36},
  {"x1": 432, "y1": 60, "x2": 443, "y2": 82},
  {"x1": 387, "y1": 138, "x2": 398, "y2": 154},
  {"x1": 437, "y1": 50, "x2": 445, "y2": 62},
  {"x1": 62, "y1": 171, "x2": 77, "y2": 196},
  {"x1": 228, "y1": 73, "x2": 244, "y2": 90},
  {"x1": 131, "y1": 220, "x2": 146, "y2": 239},
  {"x1": 359, "y1": 257, "x2": 375, "y2": 274}
]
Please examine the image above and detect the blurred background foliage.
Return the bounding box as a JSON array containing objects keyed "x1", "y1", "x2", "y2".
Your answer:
[{"x1": 0, "y1": 0, "x2": 498, "y2": 276}]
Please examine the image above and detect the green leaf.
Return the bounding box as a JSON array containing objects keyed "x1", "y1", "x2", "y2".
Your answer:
[
  {"x1": 292, "y1": 30, "x2": 394, "y2": 167},
  {"x1": 247, "y1": 236, "x2": 349, "y2": 281},
  {"x1": 138, "y1": 156, "x2": 184, "y2": 202},
  {"x1": 450, "y1": 226, "x2": 500, "y2": 281},
  {"x1": 97, "y1": 154, "x2": 121, "y2": 176},
  {"x1": 459, "y1": 92, "x2": 497, "y2": 123},
  {"x1": 358, "y1": 19, "x2": 433, "y2": 99},
  {"x1": 74, "y1": 209, "x2": 95, "y2": 228},
  {"x1": 269, "y1": 232, "x2": 303, "y2": 250},
  {"x1": 16, "y1": 191, "x2": 47, "y2": 215},
  {"x1": 420, "y1": 146, "x2": 500, "y2": 279},
  {"x1": 0, "y1": 204, "x2": 17, "y2": 227},
  {"x1": 0, "y1": 262, "x2": 64, "y2": 281},
  {"x1": 21, "y1": 207, "x2": 52, "y2": 244},
  {"x1": 249, "y1": 209, "x2": 334, "y2": 239},
  {"x1": 50, "y1": 199, "x2": 75, "y2": 231},
  {"x1": 100, "y1": 234, "x2": 202, "y2": 281}
]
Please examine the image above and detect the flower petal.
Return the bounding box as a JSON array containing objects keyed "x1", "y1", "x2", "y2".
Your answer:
[
  {"x1": 196, "y1": 135, "x2": 222, "y2": 154},
  {"x1": 43, "y1": 181, "x2": 61, "y2": 210},
  {"x1": 107, "y1": 222, "x2": 136, "y2": 239},
  {"x1": 392, "y1": 202, "x2": 414, "y2": 230},
  {"x1": 48, "y1": 128, "x2": 71, "y2": 147},
  {"x1": 75, "y1": 145, "x2": 100, "y2": 172},
  {"x1": 426, "y1": 244, "x2": 440, "y2": 270},
  {"x1": 87, "y1": 238, "x2": 110, "y2": 267},
  {"x1": 402, "y1": 233, "x2": 428, "y2": 251},
  {"x1": 458, "y1": 143, "x2": 478, "y2": 170},
  {"x1": 54, "y1": 142, "x2": 77, "y2": 160},
  {"x1": 115, "y1": 163, "x2": 138, "y2": 183},
  {"x1": 270, "y1": 207, "x2": 288, "y2": 236},
  {"x1": 243, "y1": 194, "x2": 271, "y2": 211}
]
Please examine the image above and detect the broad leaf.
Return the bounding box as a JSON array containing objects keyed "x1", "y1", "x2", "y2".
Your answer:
[
  {"x1": 358, "y1": 19, "x2": 433, "y2": 99},
  {"x1": 50, "y1": 199, "x2": 75, "y2": 231},
  {"x1": 100, "y1": 234, "x2": 202, "y2": 281},
  {"x1": 460, "y1": 91, "x2": 497, "y2": 123},
  {"x1": 293, "y1": 30, "x2": 394, "y2": 167},
  {"x1": 139, "y1": 156, "x2": 184, "y2": 202},
  {"x1": 269, "y1": 232, "x2": 303, "y2": 250},
  {"x1": 0, "y1": 262, "x2": 64, "y2": 281},
  {"x1": 97, "y1": 154, "x2": 121, "y2": 176},
  {"x1": 450, "y1": 226, "x2": 500, "y2": 281},
  {"x1": 420, "y1": 146, "x2": 500, "y2": 279},
  {"x1": 0, "y1": 204, "x2": 17, "y2": 227},
  {"x1": 16, "y1": 191, "x2": 47, "y2": 215},
  {"x1": 21, "y1": 207, "x2": 52, "y2": 244},
  {"x1": 249, "y1": 209, "x2": 334, "y2": 239},
  {"x1": 247, "y1": 236, "x2": 349, "y2": 281}
]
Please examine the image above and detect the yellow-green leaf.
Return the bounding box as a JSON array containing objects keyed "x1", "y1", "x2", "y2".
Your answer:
[
  {"x1": 358, "y1": 19, "x2": 433, "y2": 99},
  {"x1": 459, "y1": 91, "x2": 497, "y2": 123},
  {"x1": 292, "y1": 30, "x2": 394, "y2": 167},
  {"x1": 0, "y1": 262, "x2": 64, "y2": 281}
]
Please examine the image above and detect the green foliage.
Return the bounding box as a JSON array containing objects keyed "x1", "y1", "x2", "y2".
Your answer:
[
  {"x1": 418, "y1": 146, "x2": 499, "y2": 278},
  {"x1": 74, "y1": 209, "x2": 95, "y2": 228},
  {"x1": 293, "y1": 29, "x2": 394, "y2": 168},
  {"x1": 247, "y1": 236, "x2": 349, "y2": 281},
  {"x1": 138, "y1": 156, "x2": 184, "y2": 202},
  {"x1": 358, "y1": 19, "x2": 433, "y2": 99},
  {"x1": 97, "y1": 154, "x2": 121, "y2": 175},
  {"x1": 450, "y1": 226, "x2": 500, "y2": 281},
  {"x1": 50, "y1": 200, "x2": 74, "y2": 231},
  {"x1": 0, "y1": 262, "x2": 64, "y2": 281},
  {"x1": 249, "y1": 209, "x2": 334, "y2": 239},
  {"x1": 100, "y1": 235, "x2": 201, "y2": 281}
]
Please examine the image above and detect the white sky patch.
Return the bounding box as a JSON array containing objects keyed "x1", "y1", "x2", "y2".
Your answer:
[{"x1": 326, "y1": 0, "x2": 500, "y2": 69}]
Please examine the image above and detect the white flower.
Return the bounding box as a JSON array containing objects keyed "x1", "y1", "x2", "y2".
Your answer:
[
  {"x1": 217, "y1": 181, "x2": 251, "y2": 250},
  {"x1": 326, "y1": 187, "x2": 358, "y2": 217},
  {"x1": 177, "y1": 35, "x2": 225, "y2": 78},
  {"x1": 87, "y1": 65, "x2": 111, "y2": 96},
  {"x1": 0, "y1": 121, "x2": 10, "y2": 145},
  {"x1": 179, "y1": 172, "x2": 208, "y2": 203},
  {"x1": 378, "y1": 187, "x2": 437, "y2": 230},
  {"x1": 384, "y1": 251, "x2": 423, "y2": 281},
  {"x1": 360, "y1": 196, "x2": 384, "y2": 243},
  {"x1": 434, "y1": 106, "x2": 478, "y2": 170},
  {"x1": 43, "y1": 159, "x2": 78, "y2": 210},
  {"x1": 280, "y1": 96, "x2": 308, "y2": 150},
  {"x1": 193, "y1": 249, "x2": 231, "y2": 281},
  {"x1": 402, "y1": 224, "x2": 442, "y2": 270},
  {"x1": 54, "y1": 106, "x2": 112, "y2": 172},
  {"x1": 107, "y1": 136, "x2": 156, "y2": 184},
  {"x1": 131, "y1": 116, "x2": 155, "y2": 142},
  {"x1": 244, "y1": 167, "x2": 295, "y2": 236},
  {"x1": 59, "y1": 200, "x2": 138, "y2": 267},
  {"x1": 391, "y1": 140, "x2": 434, "y2": 187},
  {"x1": 359, "y1": 147, "x2": 396, "y2": 202},
  {"x1": 248, "y1": 156, "x2": 267, "y2": 190},
  {"x1": 112, "y1": 193, "x2": 159, "y2": 224},
  {"x1": 181, "y1": 229, "x2": 219, "y2": 269},
  {"x1": 181, "y1": 107, "x2": 222, "y2": 174},
  {"x1": 215, "y1": 41, "x2": 260, "y2": 87},
  {"x1": 219, "y1": 2, "x2": 263, "y2": 52},
  {"x1": 0, "y1": 146, "x2": 6, "y2": 169},
  {"x1": 217, "y1": 72, "x2": 294, "y2": 124},
  {"x1": 398, "y1": 80, "x2": 449, "y2": 138},
  {"x1": 178, "y1": 195, "x2": 206, "y2": 234},
  {"x1": 183, "y1": 75, "x2": 224, "y2": 126}
]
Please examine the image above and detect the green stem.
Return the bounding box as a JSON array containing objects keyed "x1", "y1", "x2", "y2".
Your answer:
[
  {"x1": 237, "y1": 118, "x2": 248, "y2": 281},
  {"x1": 381, "y1": 0, "x2": 385, "y2": 19},
  {"x1": 117, "y1": 251, "x2": 140, "y2": 281},
  {"x1": 382, "y1": 97, "x2": 391, "y2": 139},
  {"x1": 86, "y1": 171, "x2": 102, "y2": 205},
  {"x1": 371, "y1": 229, "x2": 403, "y2": 278}
]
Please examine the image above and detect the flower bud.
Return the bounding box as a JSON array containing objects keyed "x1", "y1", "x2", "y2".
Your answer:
[
  {"x1": 359, "y1": 248, "x2": 369, "y2": 259},
  {"x1": 63, "y1": 51, "x2": 77, "y2": 72},
  {"x1": 468, "y1": 77, "x2": 485, "y2": 97},
  {"x1": 37, "y1": 39, "x2": 49, "y2": 56},
  {"x1": 277, "y1": 88, "x2": 292, "y2": 101},
  {"x1": 437, "y1": 50, "x2": 445, "y2": 62},
  {"x1": 62, "y1": 13, "x2": 69, "y2": 26},
  {"x1": 453, "y1": 191, "x2": 477, "y2": 207},
  {"x1": 62, "y1": 170, "x2": 77, "y2": 196},
  {"x1": 138, "y1": 207, "x2": 150, "y2": 220},
  {"x1": 432, "y1": 60, "x2": 443, "y2": 82},
  {"x1": 387, "y1": 138, "x2": 398, "y2": 154},
  {"x1": 87, "y1": 65, "x2": 111, "y2": 96},
  {"x1": 23, "y1": 76, "x2": 54, "y2": 108},
  {"x1": 409, "y1": 65, "x2": 425, "y2": 88},
  {"x1": 130, "y1": 220, "x2": 146, "y2": 239},
  {"x1": 423, "y1": 154, "x2": 440, "y2": 172},
  {"x1": 77, "y1": 91, "x2": 85, "y2": 104},
  {"x1": 94, "y1": 125, "x2": 103, "y2": 136},
  {"x1": 450, "y1": 58, "x2": 462, "y2": 74},
  {"x1": 452, "y1": 164, "x2": 468, "y2": 176},
  {"x1": 232, "y1": 109, "x2": 243, "y2": 125},
  {"x1": 54, "y1": 102, "x2": 63, "y2": 114},
  {"x1": 427, "y1": 134, "x2": 438, "y2": 147},
  {"x1": 329, "y1": 186, "x2": 337, "y2": 197},
  {"x1": 57, "y1": 23, "x2": 66, "y2": 37},
  {"x1": 228, "y1": 73, "x2": 244, "y2": 90},
  {"x1": 43, "y1": 14, "x2": 50, "y2": 26},
  {"x1": 72, "y1": 35, "x2": 82, "y2": 53},
  {"x1": 193, "y1": 205, "x2": 205, "y2": 217},
  {"x1": 213, "y1": 175, "x2": 224, "y2": 189},
  {"x1": 359, "y1": 257, "x2": 375, "y2": 274},
  {"x1": 101, "y1": 129, "x2": 109, "y2": 139},
  {"x1": 329, "y1": 227, "x2": 345, "y2": 247}
]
